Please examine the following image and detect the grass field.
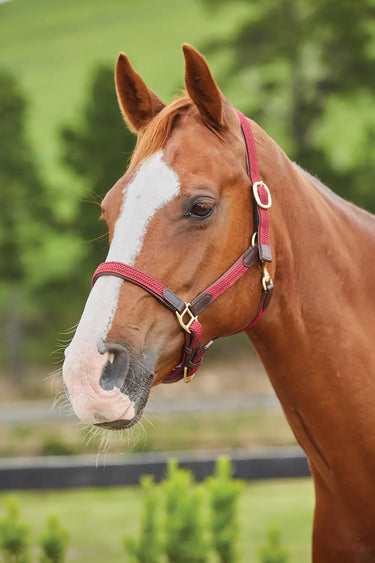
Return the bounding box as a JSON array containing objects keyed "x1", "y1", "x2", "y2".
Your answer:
[
  {"x1": 0, "y1": 409, "x2": 296, "y2": 457},
  {"x1": 0, "y1": 479, "x2": 314, "y2": 562}
]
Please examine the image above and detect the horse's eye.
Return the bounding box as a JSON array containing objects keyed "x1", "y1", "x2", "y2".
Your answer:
[{"x1": 189, "y1": 202, "x2": 214, "y2": 219}]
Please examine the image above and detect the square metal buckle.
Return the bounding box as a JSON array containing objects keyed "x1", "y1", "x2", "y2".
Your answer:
[{"x1": 176, "y1": 302, "x2": 197, "y2": 334}]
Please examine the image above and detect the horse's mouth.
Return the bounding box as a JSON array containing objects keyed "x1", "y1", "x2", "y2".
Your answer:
[
  {"x1": 95, "y1": 408, "x2": 144, "y2": 430},
  {"x1": 93, "y1": 369, "x2": 153, "y2": 430}
]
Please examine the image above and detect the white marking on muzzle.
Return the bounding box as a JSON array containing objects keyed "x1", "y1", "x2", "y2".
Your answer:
[{"x1": 63, "y1": 150, "x2": 180, "y2": 424}]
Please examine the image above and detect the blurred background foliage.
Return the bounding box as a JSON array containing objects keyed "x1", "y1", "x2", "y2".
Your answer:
[{"x1": 1, "y1": 0, "x2": 375, "y2": 382}]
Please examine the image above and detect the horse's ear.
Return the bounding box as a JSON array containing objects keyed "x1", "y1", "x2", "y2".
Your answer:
[
  {"x1": 115, "y1": 53, "x2": 166, "y2": 132},
  {"x1": 183, "y1": 44, "x2": 223, "y2": 129}
]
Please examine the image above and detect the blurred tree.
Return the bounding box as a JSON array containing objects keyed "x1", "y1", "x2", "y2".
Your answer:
[
  {"x1": 60, "y1": 65, "x2": 136, "y2": 279},
  {"x1": 0, "y1": 70, "x2": 51, "y2": 380},
  {"x1": 0, "y1": 70, "x2": 84, "y2": 376},
  {"x1": 202, "y1": 0, "x2": 375, "y2": 211}
]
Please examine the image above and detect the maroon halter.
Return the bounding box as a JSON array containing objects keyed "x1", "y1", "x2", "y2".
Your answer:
[{"x1": 92, "y1": 110, "x2": 274, "y2": 383}]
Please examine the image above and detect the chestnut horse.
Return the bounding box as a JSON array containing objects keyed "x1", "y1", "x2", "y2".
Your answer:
[{"x1": 63, "y1": 45, "x2": 375, "y2": 561}]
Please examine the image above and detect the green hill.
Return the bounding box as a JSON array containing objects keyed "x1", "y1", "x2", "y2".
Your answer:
[{"x1": 0, "y1": 0, "x2": 247, "y2": 211}]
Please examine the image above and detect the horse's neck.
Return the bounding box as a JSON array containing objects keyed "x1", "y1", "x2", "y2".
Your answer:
[{"x1": 247, "y1": 128, "x2": 375, "y2": 480}]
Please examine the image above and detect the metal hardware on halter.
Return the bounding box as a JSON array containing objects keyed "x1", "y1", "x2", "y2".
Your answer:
[
  {"x1": 251, "y1": 235, "x2": 273, "y2": 290},
  {"x1": 253, "y1": 181, "x2": 272, "y2": 209},
  {"x1": 176, "y1": 303, "x2": 198, "y2": 334},
  {"x1": 261, "y1": 263, "x2": 273, "y2": 291},
  {"x1": 183, "y1": 366, "x2": 196, "y2": 383}
]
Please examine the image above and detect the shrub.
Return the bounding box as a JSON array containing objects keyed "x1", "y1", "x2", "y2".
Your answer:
[
  {"x1": 40, "y1": 439, "x2": 77, "y2": 457},
  {"x1": 259, "y1": 526, "x2": 289, "y2": 563},
  {"x1": 207, "y1": 457, "x2": 243, "y2": 563},
  {"x1": 124, "y1": 475, "x2": 161, "y2": 563},
  {"x1": 39, "y1": 515, "x2": 69, "y2": 563},
  {"x1": 163, "y1": 460, "x2": 209, "y2": 563},
  {"x1": 0, "y1": 497, "x2": 30, "y2": 563},
  {"x1": 123, "y1": 459, "x2": 291, "y2": 563}
]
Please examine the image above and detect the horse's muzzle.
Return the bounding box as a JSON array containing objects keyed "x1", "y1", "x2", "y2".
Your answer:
[{"x1": 63, "y1": 340, "x2": 154, "y2": 428}]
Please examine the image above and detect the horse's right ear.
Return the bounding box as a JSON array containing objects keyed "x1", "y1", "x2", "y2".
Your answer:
[
  {"x1": 115, "y1": 53, "x2": 165, "y2": 132},
  {"x1": 183, "y1": 44, "x2": 223, "y2": 129}
]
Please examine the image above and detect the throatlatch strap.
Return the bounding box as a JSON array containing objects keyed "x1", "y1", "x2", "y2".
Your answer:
[
  {"x1": 190, "y1": 246, "x2": 259, "y2": 315},
  {"x1": 235, "y1": 110, "x2": 272, "y2": 263}
]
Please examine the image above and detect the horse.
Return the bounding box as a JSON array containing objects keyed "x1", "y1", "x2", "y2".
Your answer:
[{"x1": 62, "y1": 45, "x2": 375, "y2": 561}]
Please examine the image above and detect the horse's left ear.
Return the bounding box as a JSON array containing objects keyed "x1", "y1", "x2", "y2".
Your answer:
[
  {"x1": 115, "y1": 53, "x2": 166, "y2": 132},
  {"x1": 183, "y1": 44, "x2": 223, "y2": 129}
]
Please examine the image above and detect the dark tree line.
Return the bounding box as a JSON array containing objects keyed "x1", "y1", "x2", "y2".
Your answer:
[
  {"x1": 0, "y1": 70, "x2": 52, "y2": 380},
  {"x1": 0, "y1": 65, "x2": 135, "y2": 379},
  {"x1": 60, "y1": 65, "x2": 135, "y2": 290}
]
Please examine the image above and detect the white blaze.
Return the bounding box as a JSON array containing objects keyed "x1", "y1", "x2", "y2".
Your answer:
[
  {"x1": 108, "y1": 150, "x2": 180, "y2": 264},
  {"x1": 62, "y1": 150, "x2": 180, "y2": 424}
]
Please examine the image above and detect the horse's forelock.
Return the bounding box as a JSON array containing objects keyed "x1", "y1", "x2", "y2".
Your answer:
[
  {"x1": 129, "y1": 96, "x2": 192, "y2": 168},
  {"x1": 129, "y1": 95, "x2": 228, "y2": 170}
]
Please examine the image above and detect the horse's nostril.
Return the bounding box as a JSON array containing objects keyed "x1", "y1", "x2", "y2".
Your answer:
[{"x1": 99, "y1": 345, "x2": 130, "y2": 391}]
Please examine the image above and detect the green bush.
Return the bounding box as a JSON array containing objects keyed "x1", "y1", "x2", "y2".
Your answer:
[
  {"x1": 123, "y1": 459, "x2": 292, "y2": 562},
  {"x1": 207, "y1": 457, "x2": 243, "y2": 563},
  {"x1": 163, "y1": 460, "x2": 209, "y2": 563},
  {"x1": 124, "y1": 475, "x2": 161, "y2": 563},
  {"x1": 40, "y1": 439, "x2": 77, "y2": 457},
  {"x1": 259, "y1": 526, "x2": 289, "y2": 563},
  {"x1": 0, "y1": 497, "x2": 30, "y2": 563},
  {"x1": 0, "y1": 499, "x2": 69, "y2": 563},
  {"x1": 39, "y1": 515, "x2": 69, "y2": 563}
]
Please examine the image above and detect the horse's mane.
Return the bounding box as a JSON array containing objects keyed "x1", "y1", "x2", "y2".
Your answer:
[
  {"x1": 295, "y1": 162, "x2": 375, "y2": 227},
  {"x1": 129, "y1": 96, "x2": 194, "y2": 169}
]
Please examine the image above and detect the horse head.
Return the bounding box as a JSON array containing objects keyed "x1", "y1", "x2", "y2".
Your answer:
[{"x1": 62, "y1": 45, "x2": 273, "y2": 430}]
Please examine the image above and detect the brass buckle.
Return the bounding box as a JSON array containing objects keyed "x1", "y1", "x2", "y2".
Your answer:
[
  {"x1": 176, "y1": 302, "x2": 197, "y2": 334},
  {"x1": 253, "y1": 181, "x2": 272, "y2": 209},
  {"x1": 261, "y1": 263, "x2": 273, "y2": 291},
  {"x1": 183, "y1": 366, "x2": 196, "y2": 383}
]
